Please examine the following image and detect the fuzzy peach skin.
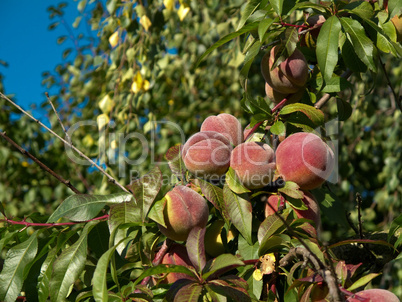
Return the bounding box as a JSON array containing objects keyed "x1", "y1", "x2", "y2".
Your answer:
[
  {"x1": 293, "y1": 191, "x2": 321, "y2": 228},
  {"x1": 200, "y1": 113, "x2": 243, "y2": 146},
  {"x1": 346, "y1": 289, "x2": 400, "y2": 302},
  {"x1": 265, "y1": 82, "x2": 304, "y2": 104},
  {"x1": 158, "y1": 186, "x2": 209, "y2": 241},
  {"x1": 264, "y1": 194, "x2": 286, "y2": 217},
  {"x1": 261, "y1": 46, "x2": 308, "y2": 94},
  {"x1": 182, "y1": 131, "x2": 232, "y2": 179},
  {"x1": 276, "y1": 132, "x2": 335, "y2": 190},
  {"x1": 230, "y1": 142, "x2": 276, "y2": 189},
  {"x1": 161, "y1": 243, "x2": 194, "y2": 284}
]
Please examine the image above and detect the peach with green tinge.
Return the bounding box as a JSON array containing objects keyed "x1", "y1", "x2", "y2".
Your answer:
[
  {"x1": 276, "y1": 132, "x2": 334, "y2": 190},
  {"x1": 230, "y1": 142, "x2": 276, "y2": 189},
  {"x1": 200, "y1": 113, "x2": 243, "y2": 146},
  {"x1": 182, "y1": 131, "x2": 232, "y2": 179},
  {"x1": 265, "y1": 82, "x2": 304, "y2": 105},
  {"x1": 204, "y1": 219, "x2": 236, "y2": 257},
  {"x1": 158, "y1": 185, "x2": 209, "y2": 241},
  {"x1": 261, "y1": 46, "x2": 308, "y2": 94}
]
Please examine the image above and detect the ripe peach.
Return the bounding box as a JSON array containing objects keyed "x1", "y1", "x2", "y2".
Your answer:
[
  {"x1": 261, "y1": 46, "x2": 308, "y2": 94},
  {"x1": 161, "y1": 243, "x2": 194, "y2": 283},
  {"x1": 276, "y1": 132, "x2": 334, "y2": 190},
  {"x1": 158, "y1": 185, "x2": 209, "y2": 241},
  {"x1": 200, "y1": 113, "x2": 243, "y2": 146},
  {"x1": 265, "y1": 82, "x2": 304, "y2": 105},
  {"x1": 230, "y1": 142, "x2": 276, "y2": 189},
  {"x1": 293, "y1": 191, "x2": 321, "y2": 229},
  {"x1": 204, "y1": 220, "x2": 236, "y2": 257},
  {"x1": 346, "y1": 289, "x2": 400, "y2": 302},
  {"x1": 182, "y1": 131, "x2": 232, "y2": 179},
  {"x1": 264, "y1": 194, "x2": 285, "y2": 217},
  {"x1": 306, "y1": 15, "x2": 326, "y2": 39}
]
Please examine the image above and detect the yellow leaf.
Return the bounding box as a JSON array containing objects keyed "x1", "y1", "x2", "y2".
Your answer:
[
  {"x1": 82, "y1": 134, "x2": 94, "y2": 147},
  {"x1": 97, "y1": 114, "x2": 110, "y2": 130},
  {"x1": 140, "y1": 15, "x2": 152, "y2": 31},
  {"x1": 111, "y1": 140, "x2": 118, "y2": 149},
  {"x1": 168, "y1": 99, "x2": 174, "y2": 106},
  {"x1": 98, "y1": 94, "x2": 115, "y2": 114},
  {"x1": 163, "y1": 0, "x2": 174, "y2": 10},
  {"x1": 142, "y1": 80, "x2": 150, "y2": 91},
  {"x1": 177, "y1": 4, "x2": 190, "y2": 21},
  {"x1": 21, "y1": 161, "x2": 29, "y2": 168},
  {"x1": 108, "y1": 31, "x2": 119, "y2": 48},
  {"x1": 253, "y1": 269, "x2": 263, "y2": 281}
]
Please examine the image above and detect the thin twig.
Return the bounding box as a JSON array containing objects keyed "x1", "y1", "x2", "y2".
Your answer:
[
  {"x1": 0, "y1": 92, "x2": 130, "y2": 194},
  {"x1": 378, "y1": 55, "x2": 402, "y2": 112},
  {"x1": 345, "y1": 211, "x2": 359, "y2": 236},
  {"x1": 1, "y1": 214, "x2": 109, "y2": 228},
  {"x1": 0, "y1": 131, "x2": 81, "y2": 194},
  {"x1": 271, "y1": 96, "x2": 289, "y2": 112},
  {"x1": 45, "y1": 92, "x2": 71, "y2": 142}
]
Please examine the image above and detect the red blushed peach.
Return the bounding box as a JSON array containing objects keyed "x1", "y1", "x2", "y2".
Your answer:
[
  {"x1": 261, "y1": 46, "x2": 308, "y2": 94},
  {"x1": 346, "y1": 289, "x2": 400, "y2": 302},
  {"x1": 264, "y1": 194, "x2": 286, "y2": 217},
  {"x1": 265, "y1": 82, "x2": 304, "y2": 105},
  {"x1": 276, "y1": 132, "x2": 334, "y2": 190},
  {"x1": 161, "y1": 243, "x2": 194, "y2": 284},
  {"x1": 200, "y1": 113, "x2": 243, "y2": 146},
  {"x1": 293, "y1": 191, "x2": 321, "y2": 229},
  {"x1": 230, "y1": 142, "x2": 276, "y2": 189},
  {"x1": 182, "y1": 131, "x2": 232, "y2": 179},
  {"x1": 158, "y1": 186, "x2": 209, "y2": 241}
]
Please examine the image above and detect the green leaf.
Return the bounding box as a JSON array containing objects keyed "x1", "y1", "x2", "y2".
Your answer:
[
  {"x1": 195, "y1": 21, "x2": 259, "y2": 67},
  {"x1": 269, "y1": 0, "x2": 284, "y2": 15},
  {"x1": 108, "y1": 200, "x2": 141, "y2": 254},
  {"x1": 0, "y1": 232, "x2": 38, "y2": 302},
  {"x1": 321, "y1": 76, "x2": 353, "y2": 93},
  {"x1": 347, "y1": 273, "x2": 381, "y2": 291},
  {"x1": 147, "y1": 197, "x2": 166, "y2": 227},
  {"x1": 48, "y1": 193, "x2": 133, "y2": 222},
  {"x1": 237, "y1": 0, "x2": 261, "y2": 30},
  {"x1": 293, "y1": 2, "x2": 327, "y2": 13},
  {"x1": 238, "y1": 235, "x2": 259, "y2": 260},
  {"x1": 186, "y1": 227, "x2": 206, "y2": 273},
  {"x1": 128, "y1": 167, "x2": 162, "y2": 222},
  {"x1": 223, "y1": 185, "x2": 253, "y2": 245},
  {"x1": 271, "y1": 27, "x2": 299, "y2": 70},
  {"x1": 340, "y1": 36, "x2": 367, "y2": 72},
  {"x1": 133, "y1": 264, "x2": 198, "y2": 286},
  {"x1": 388, "y1": 213, "x2": 402, "y2": 243},
  {"x1": 169, "y1": 282, "x2": 203, "y2": 302},
  {"x1": 50, "y1": 221, "x2": 97, "y2": 301},
  {"x1": 336, "y1": 98, "x2": 352, "y2": 121},
  {"x1": 207, "y1": 279, "x2": 251, "y2": 301},
  {"x1": 258, "y1": 208, "x2": 290, "y2": 246},
  {"x1": 92, "y1": 237, "x2": 132, "y2": 302},
  {"x1": 259, "y1": 234, "x2": 289, "y2": 255},
  {"x1": 258, "y1": 18, "x2": 274, "y2": 42},
  {"x1": 278, "y1": 181, "x2": 304, "y2": 199},
  {"x1": 280, "y1": 103, "x2": 324, "y2": 126},
  {"x1": 340, "y1": 17, "x2": 377, "y2": 72},
  {"x1": 270, "y1": 120, "x2": 286, "y2": 136},
  {"x1": 316, "y1": 15, "x2": 341, "y2": 81},
  {"x1": 225, "y1": 167, "x2": 251, "y2": 195},
  {"x1": 165, "y1": 145, "x2": 186, "y2": 179},
  {"x1": 328, "y1": 239, "x2": 397, "y2": 251},
  {"x1": 202, "y1": 254, "x2": 245, "y2": 280},
  {"x1": 344, "y1": 1, "x2": 374, "y2": 19},
  {"x1": 244, "y1": 40, "x2": 262, "y2": 66}
]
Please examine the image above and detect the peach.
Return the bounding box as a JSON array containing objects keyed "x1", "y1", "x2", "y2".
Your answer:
[
  {"x1": 264, "y1": 194, "x2": 285, "y2": 217},
  {"x1": 265, "y1": 82, "x2": 304, "y2": 105},
  {"x1": 346, "y1": 289, "x2": 400, "y2": 302},
  {"x1": 306, "y1": 15, "x2": 326, "y2": 39},
  {"x1": 276, "y1": 132, "x2": 334, "y2": 190},
  {"x1": 230, "y1": 142, "x2": 276, "y2": 189},
  {"x1": 204, "y1": 220, "x2": 236, "y2": 257},
  {"x1": 158, "y1": 185, "x2": 209, "y2": 241},
  {"x1": 293, "y1": 191, "x2": 321, "y2": 229},
  {"x1": 182, "y1": 131, "x2": 232, "y2": 179},
  {"x1": 200, "y1": 113, "x2": 243, "y2": 146},
  {"x1": 261, "y1": 46, "x2": 308, "y2": 94},
  {"x1": 161, "y1": 243, "x2": 194, "y2": 283}
]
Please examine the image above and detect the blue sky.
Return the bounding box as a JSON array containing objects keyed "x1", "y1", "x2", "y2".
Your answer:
[{"x1": 0, "y1": 0, "x2": 86, "y2": 120}]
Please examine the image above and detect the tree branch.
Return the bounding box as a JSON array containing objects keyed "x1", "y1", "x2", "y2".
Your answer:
[
  {"x1": 0, "y1": 131, "x2": 81, "y2": 194},
  {"x1": 45, "y1": 92, "x2": 71, "y2": 142},
  {"x1": 315, "y1": 70, "x2": 353, "y2": 109},
  {"x1": 0, "y1": 92, "x2": 130, "y2": 194}
]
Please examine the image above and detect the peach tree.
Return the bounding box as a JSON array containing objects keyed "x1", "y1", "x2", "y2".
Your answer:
[{"x1": 0, "y1": 0, "x2": 401, "y2": 301}]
